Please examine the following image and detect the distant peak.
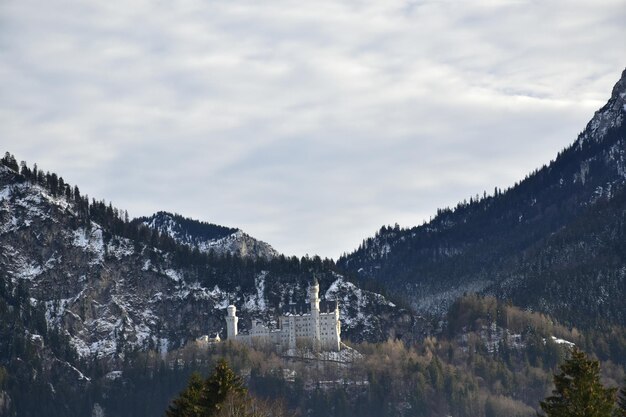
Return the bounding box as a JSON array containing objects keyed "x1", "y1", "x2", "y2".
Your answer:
[
  {"x1": 612, "y1": 67, "x2": 626, "y2": 97},
  {"x1": 576, "y1": 67, "x2": 626, "y2": 146},
  {"x1": 136, "y1": 211, "x2": 278, "y2": 260}
]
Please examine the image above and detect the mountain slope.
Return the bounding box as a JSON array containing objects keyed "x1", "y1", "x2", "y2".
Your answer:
[
  {"x1": 339, "y1": 67, "x2": 626, "y2": 326},
  {"x1": 135, "y1": 211, "x2": 279, "y2": 260},
  {"x1": 0, "y1": 162, "x2": 414, "y2": 362}
]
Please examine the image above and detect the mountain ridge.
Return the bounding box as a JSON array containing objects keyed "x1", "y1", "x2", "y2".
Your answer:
[
  {"x1": 0, "y1": 161, "x2": 415, "y2": 361},
  {"x1": 1, "y1": 69, "x2": 626, "y2": 417},
  {"x1": 339, "y1": 67, "x2": 626, "y2": 326},
  {"x1": 135, "y1": 211, "x2": 279, "y2": 261}
]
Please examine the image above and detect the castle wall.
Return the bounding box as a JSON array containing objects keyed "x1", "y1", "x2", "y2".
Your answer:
[{"x1": 224, "y1": 282, "x2": 341, "y2": 352}]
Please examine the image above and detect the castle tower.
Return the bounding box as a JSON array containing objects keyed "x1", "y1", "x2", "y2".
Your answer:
[
  {"x1": 226, "y1": 305, "x2": 238, "y2": 340},
  {"x1": 334, "y1": 300, "x2": 341, "y2": 351},
  {"x1": 309, "y1": 278, "x2": 321, "y2": 351}
]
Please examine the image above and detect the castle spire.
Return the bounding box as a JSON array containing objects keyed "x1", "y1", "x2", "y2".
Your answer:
[{"x1": 309, "y1": 277, "x2": 321, "y2": 351}]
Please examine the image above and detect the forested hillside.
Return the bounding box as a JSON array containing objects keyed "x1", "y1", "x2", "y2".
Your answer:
[
  {"x1": 134, "y1": 212, "x2": 279, "y2": 260},
  {"x1": 21, "y1": 294, "x2": 621, "y2": 417},
  {"x1": 0, "y1": 153, "x2": 419, "y2": 415},
  {"x1": 2, "y1": 67, "x2": 626, "y2": 417},
  {"x1": 339, "y1": 68, "x2": 626, "y2": 329}
]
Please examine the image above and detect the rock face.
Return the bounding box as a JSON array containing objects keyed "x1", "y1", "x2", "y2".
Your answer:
[
  {"x1": 137, "y1": 211, "x2": 279, "y2": 260},
  {"x1": 340, "y1": 68, "x2": 626, "y2": 327},
  {"x1": 578, "y1": 69, "x2": 626, "y2": 147},
  {"x1": 0, "y1": 166, "x2": 412, "y2": 359}
]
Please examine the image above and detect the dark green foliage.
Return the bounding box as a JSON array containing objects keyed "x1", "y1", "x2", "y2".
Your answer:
[
  {"x1": 0, "y1": 273, "x2": 86, "y2": 417},
  {"x1": 133, "y1": 212, "x2": 237, "y2": 243},
  {"x1": 1, "y1": 152, "x2": 19, "y2": 172},
  {"x1": 539, "y1": 348, "x2": 616, "y2": 417},
  {"x1": 0, "y1": 153, "x2": 353, "y2": 298},
  {"x1": 165, "y1": 359, "x2": 245, "y2": 417},
  {"x1": 338, "y1": 119, "x2": 626, "y2": 332},
  {"x1": 202, "y1": 359, "x2": 246, "y2": 415},
  {"x1": 165, "y1": 372, "x2": 207, "y2": 417}
]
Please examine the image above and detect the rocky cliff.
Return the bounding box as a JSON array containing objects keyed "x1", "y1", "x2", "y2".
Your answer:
[{"x1": 0, "y1": 164, "x2": 414, "y2": 361}]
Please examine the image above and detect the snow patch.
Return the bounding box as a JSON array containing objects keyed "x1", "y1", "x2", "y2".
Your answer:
[
  {"x1": 14, "y1": 261, "x2": 43, "y2": 280},
  {"x1": 244, "y1": 271, "x2": 268, "y2": 311},
  {"x1": 0, "y1": 185, "x2": 12, "y2": 201},
  {"x1": 550, "y1": 336, "x2": 575, "y2": 347},
  {"x1": 159, "y1": 338, "x2": 170, "y2": 357},
  {"x1": 107, "y1": 237, "x2": 135, "y2": 259},
  {"x1": 326, "y1": 274, "x2": 395, "y2": 331},
  {"x1": 164, "y1": 268, "x2": 183, "y2": 282},
  {"x1": 72, "y1": 227, "x2": 105, "y2": 265}
]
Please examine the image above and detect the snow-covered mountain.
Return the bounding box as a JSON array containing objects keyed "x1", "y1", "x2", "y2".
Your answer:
[
  {"x1": 340, "y1": 67, "x2": 626, "y2": 327},
  {"x1": 137, "y1": 211, "x2": 279, "y2": 260},
  {"x1": 0, "y1": 165, "x2": 413, "y2": 360}
]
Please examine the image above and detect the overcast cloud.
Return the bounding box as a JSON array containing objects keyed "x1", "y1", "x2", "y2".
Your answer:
[{"x1": 1, "y1": 0, "x2": 625, "y2": 258}]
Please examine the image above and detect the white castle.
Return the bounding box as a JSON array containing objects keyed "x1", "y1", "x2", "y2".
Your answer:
[{"x1": 225, "y1": 279, "x2": 341, "y2": 352}]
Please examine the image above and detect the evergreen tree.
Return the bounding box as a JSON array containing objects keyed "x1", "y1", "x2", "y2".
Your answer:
[
  {"x1": 1, "y1": 152, "x2": 18, "y2": 171},
  {"x1": 539, "y1": 348, "x2": 616, "y2": 417},
  {"x1": 203, "y1": 359, "x2": 246, "y2": 415},
  {"x1": 165, "y1": 372, "x2": 206, "y2": 417},
  {"x1": 165, "y1": 360, "x2": 246, "y2": 417}
]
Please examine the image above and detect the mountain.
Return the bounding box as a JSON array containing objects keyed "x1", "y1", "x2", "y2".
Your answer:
[
  {"x1": 135, "y1": 211, "x2": 279, "y2": 260},
  {"x1": 0, "y1": 161, "x2": 414, "y2": 363},
  {"x1": 0, "y1": 158, "x2": 422, "y2": 416},
  {"x1": 3, "y1": 69, "x2": 626, "y2": 417},
  {"x1": 339, "y1": 67, "x2": 626, "y2": 327}
]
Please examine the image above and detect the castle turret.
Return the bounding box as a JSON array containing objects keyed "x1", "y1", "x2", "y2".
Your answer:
[
  {"x1": 309, "y1": 278, "x2": 321, "y2": 351},
  {"x1": 334, "y1": 299, "x2": 341, "y2": 351},
  {"x1": 226, "y1": 305, "x2": 238, "y2": 340},
  {"x1": 309, "y1": 277, "x2": 320, "y2": 311}
]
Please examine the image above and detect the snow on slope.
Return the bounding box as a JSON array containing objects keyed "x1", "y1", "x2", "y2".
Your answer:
[
  {"x1": 141, "y1": 212, "x2": 279, "y2": 260},
  {"x1": 0, "y1": 171, "x2": 226, "y2": 357},
  {"x1": 578, "y1": 68, "x2": 626, "y2": 146},
  {"x1": 198, "y1": 229, "x2": 279, "y2": 260},
  {"x1": 1, "y1": 165, "x2": 412, "y2": 358},
  {"x1": 325, "y1": 274, "x2": 406, "y2": 339}
]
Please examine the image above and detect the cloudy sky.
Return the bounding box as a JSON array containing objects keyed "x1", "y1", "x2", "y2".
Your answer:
[{"x1": 1, "y1": 0, "x2": 625, "y2": 258}]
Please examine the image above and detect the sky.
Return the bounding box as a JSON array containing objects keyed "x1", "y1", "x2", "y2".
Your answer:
[{"x1": 1, "y1": 0, "x2": 625, "y2": 259}]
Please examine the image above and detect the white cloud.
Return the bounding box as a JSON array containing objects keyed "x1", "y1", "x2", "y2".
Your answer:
[{"x1": 1, "y1": 0, "x2": 624, "y2": 257}]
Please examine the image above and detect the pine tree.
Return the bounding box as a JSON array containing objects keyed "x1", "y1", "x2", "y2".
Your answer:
[
  {"x1": 165, "y1": 360, "x2": 246, "y2": 417},
  {"x1": 1, "y1": 152, "x2": 18, "y2": 172},
  {"x1": 203, "y1": 359, "x2": 246, "y2": 415},
  {"x1": 539, "y1": 347, "x2": 616, "y2": 417},
  {"x1": 165, "y1": 372, "x2": 206, "y2": 417}
]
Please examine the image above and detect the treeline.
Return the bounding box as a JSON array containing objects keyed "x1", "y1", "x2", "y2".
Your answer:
[
  {"x1": 446, "y1": 294, "x2": 626, "y2": 368},
  {"x1": 82, "y1": 295, "x2": 626, "y2": 417},
  {"x1": 2, "y1": 289, "x2": 624, "y2": 416},
  {"x1": 133, "y1": 212, "x2": 237, "y2": 243},
  {"x1": 339, "y1": 125, "x2": 626, "y2": 332},
  {"x1": 93, "y1": 335, "x2": 565, "y2": 417},
  {"x1": 0, "y1": 152, "x2": 349, "y2": 292},
  {"x1": 350, "y1": 121, "x2": 626, "y2": 263},
  {"x1": 1, "y1": 152, "x2": 233, "y2": 264}
]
